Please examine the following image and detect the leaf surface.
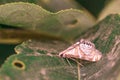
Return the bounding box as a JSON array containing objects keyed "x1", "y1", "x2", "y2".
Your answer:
[
  {"x1": 0, "y1": 3, "x2": 120, "y2": 80},
  {"x1": 0, "y1": 2, "x2": 95, "y2": 43}
]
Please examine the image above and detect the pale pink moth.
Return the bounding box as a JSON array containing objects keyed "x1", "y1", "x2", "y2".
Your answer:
[{"x1": 59, "y1": 39, "x2": 102, "y2": 62}]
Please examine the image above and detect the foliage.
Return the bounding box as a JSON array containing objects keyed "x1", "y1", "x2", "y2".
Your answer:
[{"x1": 0, "y1": 1, "x2": 120, "y2": 80}]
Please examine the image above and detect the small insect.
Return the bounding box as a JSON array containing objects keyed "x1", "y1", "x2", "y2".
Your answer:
[{"x1": 59, "y1": 39, "x2": 102, "y2": 62}]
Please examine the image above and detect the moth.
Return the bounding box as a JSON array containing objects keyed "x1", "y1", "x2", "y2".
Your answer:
[{"x1": 59, "y1": 39, "x2": 102, "y2": 62}]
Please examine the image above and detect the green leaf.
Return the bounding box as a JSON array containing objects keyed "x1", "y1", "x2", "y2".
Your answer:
[
  {"x1": 0, "y1": 54, "x2": 77, "y2": 80},
  {"x1": 1, "y1": 14, "x2": 120, "y2": 80},
  {"x1": 15, "y1": 39, "x2": 70, "y2": 55},
  {"x1": 0, "y1": 2, "x2": 95, "y2": 43}
]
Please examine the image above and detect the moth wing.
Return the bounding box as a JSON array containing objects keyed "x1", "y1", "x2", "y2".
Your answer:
[
  {"x1": 59, "y1": 42, "x2": 79, "y2": 57},
  {"x1": 80, "y1": 44, "x2": 94, "y2": 55}
]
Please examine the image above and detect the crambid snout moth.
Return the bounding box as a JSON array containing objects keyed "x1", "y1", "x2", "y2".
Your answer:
[{"x1": 59, "y1": 39, "x2": 102, "y2": 62}]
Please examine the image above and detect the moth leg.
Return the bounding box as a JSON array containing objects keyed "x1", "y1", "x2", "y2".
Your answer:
[
  {"x1": 70, "y1": 58, "x2": 84, "y2": 67},
  {"x1": 65, "y1": 58, "x2": 76, "y2": 74},
  {"x1": 77, "y1": 61, "x2": 81, "y2": 80}
]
